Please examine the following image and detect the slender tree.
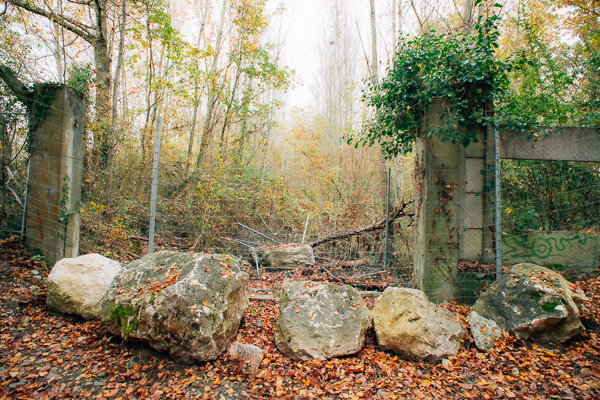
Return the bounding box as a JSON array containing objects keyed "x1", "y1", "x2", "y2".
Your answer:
[{"x1": 6, "y1": 0, "x2": 114, "y2": 167}]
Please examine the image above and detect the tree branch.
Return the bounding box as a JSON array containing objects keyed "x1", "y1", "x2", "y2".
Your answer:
[
  {"x1": 8, "y1": 0, "x2": 96, "y2": 43},
  {"x1": 0, "y1": 65, "x2": 33, "y2": 110},
  {"x1": 308, "y1": 201, "x2": 414, "y2": 248}
]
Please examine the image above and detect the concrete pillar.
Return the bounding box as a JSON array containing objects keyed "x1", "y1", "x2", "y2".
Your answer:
[
  {"x1": 25, "y1": 84, "x2": 84, "y2": 266},
  {"x1": 414, "y1": 100, "x2": 494, "y2": 303}
]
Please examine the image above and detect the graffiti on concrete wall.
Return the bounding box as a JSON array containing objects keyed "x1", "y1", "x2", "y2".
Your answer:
[{"x1": 502, "y1": 231, "x2": 600, "y2": 268}]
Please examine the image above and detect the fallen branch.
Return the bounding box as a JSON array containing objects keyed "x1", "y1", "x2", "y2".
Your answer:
[
  {"x1": 130, "y1": 235, "x2": 192, "y2": 249},
  {"x1": 319, "y1": 259, "x2": 369, "y2": 268},
  {"x1": 308, "y1": 201, "x2": 414, "y2": 248}
]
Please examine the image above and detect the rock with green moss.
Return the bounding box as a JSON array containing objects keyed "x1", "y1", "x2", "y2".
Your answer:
[
  {"x1": 99, "y1": 251, "x2": 249, "y2": 363},
  {"x1": 275, "y1": 280, "x2": 372, "y2": 360},
  {"x1": 467, "y1": 311, "x2": 506, "y2": 352},
  {"x1": 473, "y1": 263, "x2": 588, "y2": 343},
  {"x1": 47, "y1": 254, "x2": 121, "y2": 320}
]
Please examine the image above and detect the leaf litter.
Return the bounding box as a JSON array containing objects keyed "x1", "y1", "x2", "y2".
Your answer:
[{"x1": 0, "y1": 238, "x2": 599, "y2": 399}]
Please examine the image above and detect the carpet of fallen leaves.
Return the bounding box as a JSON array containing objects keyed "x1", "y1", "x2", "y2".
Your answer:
[{"x1": 1, "y1": 238, "x2": 600, "y2": 400}]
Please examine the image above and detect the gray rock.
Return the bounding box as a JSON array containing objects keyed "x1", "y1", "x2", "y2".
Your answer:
[
  {"x1": 275, "y1": 280, "x2": 372, "y2": 360},
  {"x1": 32, "y1": 270, "x2": 40, "y2": 275},
  {"x1": 441, "y1": 359, "x2": 453, "y2": 370},
  {"x1": 256, "y1": 244, "x2": 315, "y2": 269},
  {"x1": 372, "y1": 287, "x2": 466, "y2": 362},
  {"x1": 47, "y1": 254, "x2": 122, "y2": 320},
  {"x1": 93, "y1": 381, "x2": 105, "y2": 386},
  {"x1": 9, "y1": 380, "x2": 27, "y2": 389},
  {"x1": 100, "y1": 251, "x2": 249, "y2": 364},
  {"x1": 473, "y1": 263, "x2": 588, "y2": 343},
  {"x1": 467, "y1": 311, "x2": 505, "y2": 352}
]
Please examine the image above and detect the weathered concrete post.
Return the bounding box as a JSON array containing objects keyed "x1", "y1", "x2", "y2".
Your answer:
[
  {"x1": 414, "y1": 100, "x2": 494, "y2": 303},
  {"x1": 25, "y1": 85, "x2": 84, "y2": 266}
]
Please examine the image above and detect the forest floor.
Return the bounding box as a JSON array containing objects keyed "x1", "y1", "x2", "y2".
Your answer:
[{"x1": 0, "y1": 237, "x2": 599, "y2": 400}]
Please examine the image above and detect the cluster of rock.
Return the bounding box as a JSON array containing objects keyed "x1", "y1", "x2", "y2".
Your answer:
[
  {"x1": 48, "y1": 251, "x2": 249, "y2": 363},
  {"x1": 46, "y1": 250, "x2": 588, "y2": 364}
]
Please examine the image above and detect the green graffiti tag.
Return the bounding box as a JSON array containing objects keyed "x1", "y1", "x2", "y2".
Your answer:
[{"x1": 502, "y1": 232, "x2": 600, "y2": 268}]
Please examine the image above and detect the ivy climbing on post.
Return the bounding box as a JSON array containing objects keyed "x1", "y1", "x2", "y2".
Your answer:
[{"x1": 350, "y1": 6, "x2": 528, "y2": 158}]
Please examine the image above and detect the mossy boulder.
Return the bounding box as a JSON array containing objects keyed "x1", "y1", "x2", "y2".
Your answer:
[
  {"x1": 99, "y1": 251, "x2": 249, "y2": 363},
  {"x1": 275, "y1": 280, "x2": 372, "y2": 360},
  {"x1": 473, "y1": 263, "x2": 588, "y2": 343}
]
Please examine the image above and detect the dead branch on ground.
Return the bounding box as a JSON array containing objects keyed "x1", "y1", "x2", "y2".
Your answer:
[{"x1": 308, "y1": 201, "x2": 414, "y2": 248}]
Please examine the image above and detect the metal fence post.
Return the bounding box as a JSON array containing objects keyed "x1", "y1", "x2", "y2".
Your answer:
[
  {"x1": 148, "y1": 116, "x2": 162, "y2": 255},
  {"x1": 494, "y1": 127, "x2": 502, "y2": 280},
  {"x1": 21, "y1": 159, "x2": 30, "y2": 235},
  {"x1": 383, "y1": 167, "x2": 391, "y2": 268}
]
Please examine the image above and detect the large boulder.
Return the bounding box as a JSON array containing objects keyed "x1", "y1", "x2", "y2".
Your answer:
[
  {"x1": 47, "y1": 254, "x2": 121, "y2": 320},
  {"x1": 99, "y1": 251, "x2": 249, "y2": 364},
  {"x1": 256, "y1": 244, "x2": 315, "y2": 269},
  {"x1": 373, "y1": 287, "x2": 466, "y2": 362},
  {"x1": 275, "y1": 280, "x2": 372, "y2": 360},
  {"x1": 467, "y1": 311, "x2": 505, "y2": 352},
  {"x1": 473, "y1": 263, "x2": 588, "y2": 343}
]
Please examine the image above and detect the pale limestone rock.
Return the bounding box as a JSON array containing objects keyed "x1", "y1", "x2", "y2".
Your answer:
[
  {"x1": 47, "y1": 253, "x2": 121, "y2": 320},
  {"x1": 256, "y1": 244, "x2": 315, "y2": 269},
  {"x1": 373, "y1": 287, "x2": 466, "y2": 362},
  {"x1": 275, "y1": 280, "x2": 372, "y2": 360}
]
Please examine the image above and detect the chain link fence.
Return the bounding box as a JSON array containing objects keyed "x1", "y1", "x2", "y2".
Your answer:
[{"x1": 1, "y1": 98, "x2": 598, "y2": 303}]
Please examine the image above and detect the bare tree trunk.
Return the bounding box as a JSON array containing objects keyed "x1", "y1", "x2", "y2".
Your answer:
[
  {"x1": 106, "y1": 0, "x2": 127, "y2": 189},
  {"x1": 187, "y1": 1, "x2": 209, "y2": 165},
  {"x1": 196, "y1": 0, "x2": 228, "y2": 168},
  {"x1": 50, "y1": 1, "x2": 64, "y2": 84},
  {"x1": 369, "y1": 0, "x2": 378, "y2": 83},
  {"x1": 141, "y1": 2, "x2": 155, "y2": 164},
  {"x1": 219, "y1": 63, "x2": 243, "y2": 150},
  {"x1": 410, "y1": 0, "x2": 425, "y2": 31},
  {"x1": 463, "y1": 0, "x2": 473, "y2": 27},
  {"x1": 91, "y1": 0, "x2": 112, "y2": 170}
]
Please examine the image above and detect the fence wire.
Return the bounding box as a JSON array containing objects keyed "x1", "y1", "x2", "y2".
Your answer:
[{"x1": 1, "y1": 97, "x2": 599, "y2": 303}]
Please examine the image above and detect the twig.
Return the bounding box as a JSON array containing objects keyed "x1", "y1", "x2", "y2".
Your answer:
[
  {"x1": 319, "y1": 259, "x2": 369, "y2": 268},
  {"x1": 236, "y1": 222, "x2": 279, "y2": 244},
  {"x1": 130, "y1": 235, "x2": 191, "y2": 249},
  {"x1": 255, "y1": 212, "x2": 280, "y2": 244}
]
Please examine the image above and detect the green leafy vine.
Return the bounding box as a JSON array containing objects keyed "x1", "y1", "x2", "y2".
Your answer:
[
  {"x1": 59, "y1": 175, "x2": 70, "y2": 224},
  {"x1": 27, "y1": 82, "x2": 62, "y2": 154},
  {"x1": 350, "y1": 7, "x2": 528, "y2": 157}
]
